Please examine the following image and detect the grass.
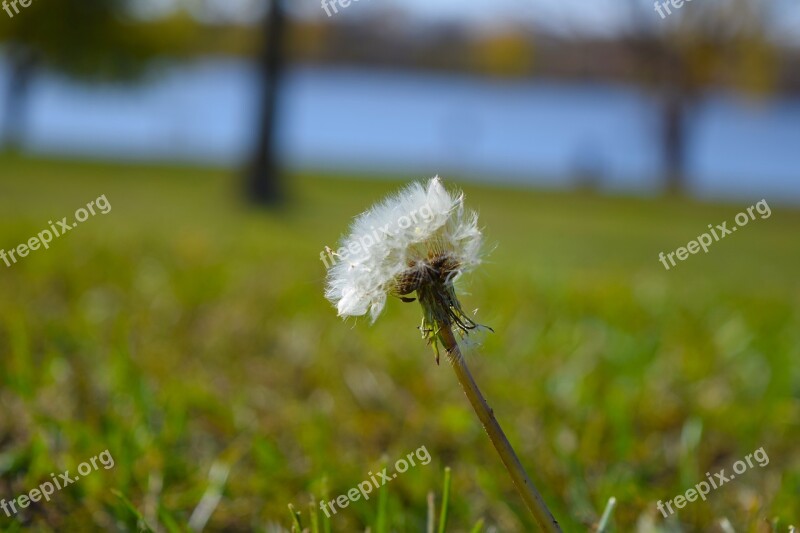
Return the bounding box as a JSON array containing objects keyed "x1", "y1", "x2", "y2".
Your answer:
[{"x1": 0, "y1": 154, "x2": 798, "y2": 531}]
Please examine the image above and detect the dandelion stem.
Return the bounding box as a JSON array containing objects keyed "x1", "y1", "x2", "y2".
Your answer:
[{"x1": 439, "y1": 325, "x2": 561, "y2": 532}]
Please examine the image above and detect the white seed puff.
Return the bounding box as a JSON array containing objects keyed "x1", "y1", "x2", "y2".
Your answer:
[{"x1": 325, "y1": 176, "x2": 483, "y2": 321}]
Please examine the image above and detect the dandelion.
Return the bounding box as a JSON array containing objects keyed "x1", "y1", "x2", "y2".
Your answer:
[
  {"x1": 324, "y1": 176, "x2": 561, "y2": 531},
  {"x1": 325, "y1": 176, "x2": 485, "y2": 360}
]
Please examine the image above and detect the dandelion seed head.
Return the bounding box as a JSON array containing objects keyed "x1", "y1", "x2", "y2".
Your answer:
[{"x1": 324, "y1": 176, "x2": 483, "y2": 322}]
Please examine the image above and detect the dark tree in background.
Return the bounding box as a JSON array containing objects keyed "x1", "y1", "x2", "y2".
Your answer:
[
  {"x1": 0, "y1": 0, "x2": 157, "y2": 151},
  {"x1": 624, "y1": 0, "x2": 696, "y2": 196},
  {"x1": 2, "y1": 46, "x2": 37, "y2": 150},
  {"x1": 625, "y1": 0, "x2": 776, "y2": 195},
  {"x1": 246, "y1": 0, "x2": 287, "y2": 207}
]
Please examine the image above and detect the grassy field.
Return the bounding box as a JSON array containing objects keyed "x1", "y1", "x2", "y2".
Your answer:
[{"x1": 0, "y1": 155, "x2": 798, "y2": 532}]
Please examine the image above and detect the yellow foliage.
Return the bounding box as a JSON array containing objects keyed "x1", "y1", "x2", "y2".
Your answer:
[{"x1": 472, "y1": 32, "x2": 533, "y2": 77}]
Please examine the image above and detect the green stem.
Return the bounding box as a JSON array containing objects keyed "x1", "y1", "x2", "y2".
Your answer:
[{"x1": 438, "y1": 325, "x2": 561, "y2": 533}]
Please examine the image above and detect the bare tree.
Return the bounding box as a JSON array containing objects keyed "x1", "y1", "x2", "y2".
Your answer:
[
  {"x1": 245, "y1": 0, "x2": 287, "y2": 206},
  {"x1": 0, "y1": 0, "x2": 154, "y2": 151},
  {"x1": 624, "y1": 0, "x2": 777, "y2": 194}
]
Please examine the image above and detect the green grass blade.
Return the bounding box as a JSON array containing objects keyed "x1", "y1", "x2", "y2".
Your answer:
[
  {"x1": 426, "y1": 492, "x2": 436, "y2": 533},
  {"x1": 310, "y1": 498, "x2": 320, "y2": 533},
  {"x1": 597, "y1": 497, "x2": 616, "y2": 533},
  {"x1": 321, "y1": 477, "x2": 332, "y2": 533},
  {"x1": 111, "y1": 489, "x2": 155, "y2": 533},
  {"x1": 288, "y1": 503, "x2": 303, "y2": 533},
  {"x1": 375, "y1": 460, "x2": 389, "y2": 533},
  {"x1": 437, "y1": 467, "x2": 451, "y2": 533},
  {"x1": 469, "y1": 518, "x2": 485, "y2": 533},
  {"x1": 157, "y1": 506, "x2": 182, "y2": 533}
]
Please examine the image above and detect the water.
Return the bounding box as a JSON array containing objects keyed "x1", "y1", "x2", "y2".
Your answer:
[{"x1": 1, "y1": 57, "x2": 798, "y2": 201}]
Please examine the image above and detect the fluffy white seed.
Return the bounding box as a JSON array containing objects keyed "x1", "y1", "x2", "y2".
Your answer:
[{"x1": 325, "y1": 176, "x2": 482, "y2": 321}]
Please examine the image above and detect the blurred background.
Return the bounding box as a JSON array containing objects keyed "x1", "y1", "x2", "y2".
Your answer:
[
  {"x1": 2, "y1": 0, "x2": 800, "y2": 199},
  {"x1": 0, "y1": 0, "x2": 798, "y2": 531}
]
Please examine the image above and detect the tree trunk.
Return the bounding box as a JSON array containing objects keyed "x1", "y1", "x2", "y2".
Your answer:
[
  {"x1": 2, "y1": 50, "x2": 37, "y2": 152},
  {"x1": 662, "y1": 87, "x2": 686, "y2": 195},
  {"x1": 245, "y1": 0, "x2": 286, "y2": 206},
  {"x1": 660, "y1": 47, "x2": 688, "y2": 196}
]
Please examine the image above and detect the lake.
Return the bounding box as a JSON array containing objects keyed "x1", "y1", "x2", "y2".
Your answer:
[{"x1": 1, "y1": 57, "x2": 798, "y2": 201}]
